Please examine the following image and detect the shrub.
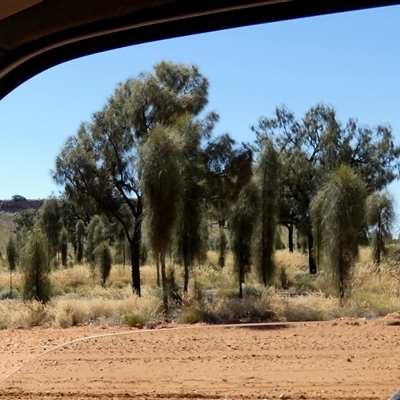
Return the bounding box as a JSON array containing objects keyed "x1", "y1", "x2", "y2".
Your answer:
[
  {"x1": 122, "y1": 314, "x2": 148, "y2": 327},
  {"x1": 181, "y1": 308, "x2": 218, "y2": 324},
  {"x1": 54, "y1": 298, "x2": 89, "y2": 328},
  {"x1": 0, "y1": 288, "x2": 21, "y2": 300},
  {"x1": 94, "y1": 241, "x2": 112, "y2": 286},
  {"x1": 12, "y1": 300, "x2": 54, "y2": 328},
  {"x1": 22, "y1": 225, "x2": 52, "y2": 303},
  {"x1": 59, "y1": 227, "x2": 69, "y2": 267},
  {"x1": 181, "y1": 308, "x2": 204, "y2": 324}
]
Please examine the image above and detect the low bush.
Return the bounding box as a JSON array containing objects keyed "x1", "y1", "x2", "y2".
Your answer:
[
  {"x1": 122, "y1": 314, "x2": 148, "y2": 327},
  {"x1": 0, "y1": 247, "x2": 398, "y2": 329},
  {"x1": 0, "y1": 288, "x2": 21, "y2": 300}
]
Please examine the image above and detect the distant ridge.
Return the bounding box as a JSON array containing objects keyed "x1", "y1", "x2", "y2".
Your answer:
[{"x1": 0, "y1": 199, "x2": 44, "y2": 213}]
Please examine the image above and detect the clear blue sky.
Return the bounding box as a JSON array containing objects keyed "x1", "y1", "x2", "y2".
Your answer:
[{"x1": 1, "y1": 4, "x2": 400, "y2": 214}]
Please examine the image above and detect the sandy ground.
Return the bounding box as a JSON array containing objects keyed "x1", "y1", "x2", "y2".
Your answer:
[{"x1": 0, "y1": 318, "x2": 400, "y2": 399}]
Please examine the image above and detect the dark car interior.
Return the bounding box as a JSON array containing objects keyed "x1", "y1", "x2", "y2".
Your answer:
[{"x1": 1, "y1": 0, "x2": 400, "y2": 100}]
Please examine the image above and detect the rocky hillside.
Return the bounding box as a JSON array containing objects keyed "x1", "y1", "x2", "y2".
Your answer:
[{"x1": 0, "y1": 199, "x2": 44, "y2": 213}]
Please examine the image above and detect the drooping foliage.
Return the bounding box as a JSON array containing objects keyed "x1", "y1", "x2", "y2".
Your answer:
[
  {"x1": 174, "y1": 115, "x2": 209, "y2": 292},
  {"x1": 216, "y1": 227, "x2": 228, "y2": 268},
  {"x1": 75, "y1": 219, "x2": 86, "y2": 263},
  {"x1": 94, "y1": 241, "x2": 112, "y2": 286},
  {"x1": 85, "y1": 215, "x2": 101, "y2": 264},
  {"x1": 54, "y1": 61, "x2": 211, "y2": 296},
  {"x1": 311, "y1": 165, "x2": 367, "y2": 302},
  {"x1": 6, "y1": 234, "x2": 18, "y2": 298},
  {"x1": 140, "y1": 124, "x2": 184, "y2": 256},
  {"x1": 140, "y1": 123, "x2": 185, "y2": 308},
  {"x1": 230, "y1": 181, "x2": 258, "y2": 299},
  {"x1": 253, "y1": 140, "x2": 280, "y2": 286},
  {"x1": 22, "y1": 225, "x2": 52, "y2": 303},
  {"x1": 59, "y1": 226, "x2": 69, "y2": 267},
  {"x1": 6, "y1": 234, "x2": 18, "y2": 272},
  {"x1": 48, "y1": 61, "x2": 400, "y2": 305},
  {"x1": 204, "y1": 134, "x2": 253, "y2": 266},
  {"x1": 15, "y1": 209, "x2": 38, "y2": 233},
  {"x1": 253, "y1": 103, "x2": 400, "y2": 273},
  {"x1": 40, "y1": 198, "x2": 63, "y2": 262},
  {"x1": 365, "y1": 191, "x2": 395, "y2": 264}
]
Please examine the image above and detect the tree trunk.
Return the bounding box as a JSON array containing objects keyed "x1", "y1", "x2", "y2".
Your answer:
[
  {"x1": 308, "y1": 233, "x2": 317, "y2": 274},
  {"x1": 156, "y1": 255, "x2": 160, "y2": 287},
  {"x1": 183, "y1": 254, "x2": 189, "y2": 293},
  {"x1": 160, "y1": 252, "x2": 168, "y2": 310},
  {"x1": 377, "y1": 231, "x2": 381, "y2": 265},
  {"x1": 377, "y1": 215, "x2": 381, "y2": 265},
  {"x1": 239, "y1": 262, "x2": 244, "y2": 299},
  {"x1": 261, "y1": 223, "x2": 267, "y2": 286},
  {"x1": 218, "y1": 223, "x2": 226, "y2": 268},
  {"x1": 288, "y1": 223, "x2": 294, "y2": 253},
  {"x1": 130, "y1": 202, "x2": 142, "y2": 296},
  {"x1": 9, "y1": 272, "x2": 13, "y2": 299},
  {"x1": 129, "y1": 238, "x2": 141, "y2": 296}
]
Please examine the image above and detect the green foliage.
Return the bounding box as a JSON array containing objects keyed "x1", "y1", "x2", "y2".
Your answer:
[
  {"x1": 94, "y1": 241, "x2": 112, "y2": 286},
  {"x1": 365, "y1": 191, "x2": 394, "y2": 264},
  {"x1": 122, "y1": 314, "x2": 148, "y2": 327},
  {"x1": 140, "y1": 123, "x2": 185, "y2": 309},
  {"x1": 204, "y1": 134, "x2": 253, "y2": 241},
  {"x1": 14, "y1": 209, "x2": 38, "y2": 232},
  {"x1": 174, "y1": 115, "x2": 208, "y2": 291},
  {"x1": 229, "y1": 181, "x2": 258, "y2": 298},
  {"x1": 181, "y1": 308, "x2": 205, "y2": 324},
  {"x1": 253, "y1": 103, "x2": 400, "y2": 273},
  {"x1": 59, "y1": 227, "x2": 69, "y2": 267},
  {"x1": 216, "y1": 227, "x2": 228, "y2": 268},
  {"x1": 181, "y1": 308, "x2": 218, "y2": 324},
  {"x1": 253, "y1": 139, "x2": 279, "y2": 286},
  {"x1": 6, "y1": 234, "x2": 19, "y2": 298},
  {"x1": 166, "y1": 266, "x2": 182, "y2": 305},
  {"x1": 311, "y1": 165, "x2": 367, "y2": 302},
  {"x1": 40, "y1": 198, "x2": 63, "y2": 261},
  {"x1": 22, "y1": 225, "x2": 52, "y2": 303},
  {"x1": 121, "y1": 61, "x2": 209, "y2": 137},
  {"x1": 6, "y1": 234, "x2": 18, "y2": 272},
  {"x1": 54, "y1": 61, "x2": 211, "y2": 296},
  {"x1": 75, "y1": 219, "x2": 86, "y2": 263},
  {"x1": 85, "y1": 216, "x2": 101, "y2": 263},
  {"x1": 0, "y1": 288, "x2": 21, "y2": 300},
  {"x1": 140, "y1": 124, "x2": 184, "y2": 256}
]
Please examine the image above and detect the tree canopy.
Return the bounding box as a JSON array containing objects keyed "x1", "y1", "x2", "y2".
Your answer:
[
  {"x1": 50, "y1": 62, "x2": 400, "y2": 304},
  {"x1": 311, "y1": 165, "x2": 367, "y2": 302},
  {"x1": 252, "y1": 103, "x2": 400, "y2": 273},
  {"x1": 54, "y1": 61, "x2": 212, "y2": 295}
]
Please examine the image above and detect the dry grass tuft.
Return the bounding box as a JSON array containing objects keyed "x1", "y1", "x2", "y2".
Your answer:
[
  {"x1": 0, "y1": 246, "x2": 399, "y2": 329},
  {"x1": 0, "y1": 285, "x2": 163, "y2": 330},
  {"x1": 52, "y1": 285, "x2": 163, "y2": 328},
  {"x1": 0, "y1": 300, "x2": 53, "y2": 329},
  {"x1": 0, "y1": 267, "x2": 23, "y2": 291},
  {"x1": 269, "y1": 290, "x2": 341, "y2": 321},
  {"x1": 50, "y1": 264, "x2": 92, "y2": 292}
]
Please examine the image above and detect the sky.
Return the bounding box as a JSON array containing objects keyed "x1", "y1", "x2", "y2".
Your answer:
[{"x1": 1, "y1": 4, "x2": 400, "y2": 214}]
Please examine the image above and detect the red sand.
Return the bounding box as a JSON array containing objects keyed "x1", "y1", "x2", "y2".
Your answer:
[{"x1": 1, "y1": 318, "x2": 400, "y2": 399}]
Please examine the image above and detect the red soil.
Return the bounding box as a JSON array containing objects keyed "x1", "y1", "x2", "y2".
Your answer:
[{"x1": 0, "y1": 318, "x2": 400, "y2": 399}]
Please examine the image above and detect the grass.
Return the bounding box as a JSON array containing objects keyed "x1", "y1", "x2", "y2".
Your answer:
[{"x1": 0, "y1": 247, "x2": 399, "y2": 329}]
